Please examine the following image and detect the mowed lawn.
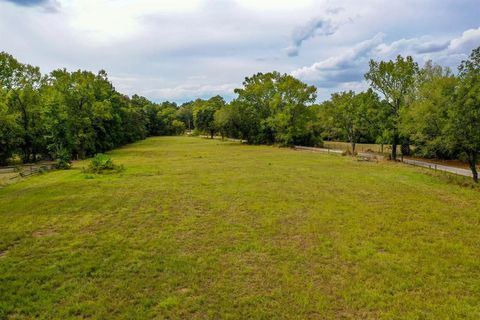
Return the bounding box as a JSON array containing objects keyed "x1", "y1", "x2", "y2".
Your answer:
[{"x1": 1, "y1": 137, "x2": 479, "y2": 319}]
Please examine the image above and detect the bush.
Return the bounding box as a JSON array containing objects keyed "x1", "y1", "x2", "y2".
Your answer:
[
  {"x1": 56, "y1": 148, "x2": 72, "y2": 169},
  {"x1": 171, "y1": 120, "x2": 186, "y2": 135},
  {"x1": 87, "y1": 154, "x2": 122, "y2": 173}
]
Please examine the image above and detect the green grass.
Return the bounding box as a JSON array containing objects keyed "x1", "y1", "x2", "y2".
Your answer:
[{"x1": 1, "y1": 136, "x2": 479, "y2": 319}]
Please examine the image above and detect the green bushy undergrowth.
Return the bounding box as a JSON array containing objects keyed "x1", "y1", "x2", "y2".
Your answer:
[
  {"x1": 86, "y1": 153, "x2": 123, "y2": 173},
  {"x1": 55, "y1": 148, "x2": 72, "y2": 169}
]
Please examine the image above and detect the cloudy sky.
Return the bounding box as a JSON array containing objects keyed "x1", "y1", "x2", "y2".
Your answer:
[{"x1": 1, "y1": 0, "x2": 479, "y2": 103}]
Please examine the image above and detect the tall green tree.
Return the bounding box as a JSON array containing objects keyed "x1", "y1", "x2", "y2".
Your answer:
[
  {"x1": 156, "y1": 102, "x2": 181, "y2": 135},
  {"x1": 446, "y1": 47, "x2": 480, "y2": 181},
  {"x1": 267, "y1": 74, "x2": 318, "y2": 146},
  {"x1": 326, "y1": 90, "x2": 380, "y2": 153},
  {"x1": 194, "y1": 96, "x2": 225, "y2": 138},
  {"x1": 214, "y1": 104, "x2": 235, "y2": 140},
  {"x1": 232, "y1": 72, "x2": 318, "y2": 146},
  {"x1": 40, "y1": 84, "x2": 74, "y2": 160},
  {"x1": 365, "y1": 55, "x2": 419, "y2": 159},
  {"x1": 0, "y1": 51, "x2": 174, "y2": 165},
  {"x1": 400, "y1": 62, "x2": 456, "y2": 159},
  {"x1": 118, "y1": 95, "x2": 149, "y2": 143},
  {"x1": 131, "y1": 94, "x2": 159, "y2": 136},
  {"x1": 177, "y1": 101, "x2": 194, "y2": 132},
  {"x1": 0, "y1": 52, "x2": 44, "y2": 162},
  {"x1": 0, "y1": 88, "x2": 20, "y2": 165}
]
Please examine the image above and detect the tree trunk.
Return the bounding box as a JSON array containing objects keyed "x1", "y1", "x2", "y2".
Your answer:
[
  {"x1": 22, "y1": 140, "x2": 32, "y2": 163},
  {"x1": 22, "y1": 148, "x2": 29, "y2": 163},
  {"x1": 391, "y1": 132, "x2": 399, "y2": 160},
  {"x1": 351, "y1": 141, "x2": 356, "y2": 154},
  {"x1": 79, "y1": 149, "x2": 86, "y2": 160},
  {"x1": 210, "y1": 131, "x2": 214, "y2": 139},
  {"x1": 468, "y1": 153, "x2": 478, "y2": 183},
  {"x1": 401, "y1": 142, "x2": 411, "y2": 156},
  {"x1": 22, "y1": 133, "x2": 32, "y2": 163}
]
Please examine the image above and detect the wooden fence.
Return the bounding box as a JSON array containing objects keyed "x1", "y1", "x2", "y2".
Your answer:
[{"x1": 0, "y1": 162, "x2": 57, "y2": 180}]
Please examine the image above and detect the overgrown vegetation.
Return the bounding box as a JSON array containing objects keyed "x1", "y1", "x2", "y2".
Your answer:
[
  {"x1": 86, "y1": 153, "x2": 123, "y2": 174},
  {"x1": 0, "y1": 137, "x2": 479, "y2": 318},
  {"x1": 55, "y1": 148, "x2": 72, "y2": 169}
]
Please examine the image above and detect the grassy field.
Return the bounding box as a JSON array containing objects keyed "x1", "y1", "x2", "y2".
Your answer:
[{"x1": 1, "y1": 137, "x2": 479, "y2": 319}]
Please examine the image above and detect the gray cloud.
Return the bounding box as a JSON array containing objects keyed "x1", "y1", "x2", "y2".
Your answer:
[
  {"x1": 3, "y1": 0, "x2": 59, "y2": 11},
  {"x1": 1, "y1": 0, "x2": 479, "y2": 103},
  {"x1": 326, "y1": 7, "x2": 344, "y2": 15},
  {"x1": 285, "y1": 17, "x2": 338, "y2": 57},
  {"x1": 415, "y1": 41, "x2": 450, "y2": 54},
  {"x1": 3, "y1": 0, "x2": 47, "y2": 6},
  {"x1": 376, "y1": 38, "x2": 450, "y2": 56}
]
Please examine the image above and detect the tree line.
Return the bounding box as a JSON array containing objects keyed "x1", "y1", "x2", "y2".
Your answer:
[
  {"x1": 193, "y1": 47, "x2": 480, "y2": 182},
  {"x1": 322, "y1": 48, "x2": 480, "y2": 181},
  {"x1": 1, "y1": 47, "x2": 479, "y2": 181},
  {"x1": 0, "y1": 52, "x2": 191, "y2": 166}
]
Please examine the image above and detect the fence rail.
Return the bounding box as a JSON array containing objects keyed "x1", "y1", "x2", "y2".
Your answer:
[
  {"x1": 294, "y1": 145, "x2": 473, "y2": 179},
  {"x1": 401, "y1": 158, "x2": 473, "y2": 177},
  {"x1": 293, "y1": 146, "x2": 344, "y2": 155},
  {"x1": 323, "y1": 141, "x2": 402, "y2": 155},
  {"x1": 0, "y1": 162, "x2": 57, "y2": 180}
]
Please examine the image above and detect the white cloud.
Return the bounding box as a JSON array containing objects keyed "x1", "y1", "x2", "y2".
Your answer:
[
  {"x1": 374, "y1": 27, "x2": 480, "y2": 59},
  {"x1": 291, "y1": 26, "x2": 480, "y2": 99},
  {"x1": 142, "y1": 83, "x2": 238, "y2": 101},
  {"x1": 63, "y1": 0, "x2": 203, "y2": 43},
  {"x1": 109, "y1": 73, "x2": 239, "y2": 102},
  {"x1": 337, "y1": 80, "x2": 369, "y2": 92},
  {"x1": 236, "y1": 0, "x2": 314, "y2": 11},
  {"x1": 291, "y1": 33, "x2": 384, "y2": 81},
  {"x1": 448, "y1": 27, "x2": 480, "y2": 53}
]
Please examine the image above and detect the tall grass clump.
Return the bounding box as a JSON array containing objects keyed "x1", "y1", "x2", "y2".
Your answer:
[{"x1": 87, "y1": 154, "x2": 123, "y2": 173}]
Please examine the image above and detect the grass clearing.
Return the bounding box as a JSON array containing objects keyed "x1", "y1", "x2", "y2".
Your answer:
[{"x1": 1, "y1": 136, "x2": 479, "y2": 319}]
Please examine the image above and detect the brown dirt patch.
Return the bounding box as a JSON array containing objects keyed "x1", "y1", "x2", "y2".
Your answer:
[{"x1": 32, "y1": 229, "x2": 58, "y2": 238}]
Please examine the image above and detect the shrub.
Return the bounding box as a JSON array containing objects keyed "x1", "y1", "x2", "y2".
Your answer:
[
  {"x1": 171, "y1": 120, "x2": 186, "y2": 135},
  {"x1": 56, "y1": 148, "x2": 72, "y2": 169},
  {"x1": 87, "y1": 154, "x2": 122, "y2": 173}
]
